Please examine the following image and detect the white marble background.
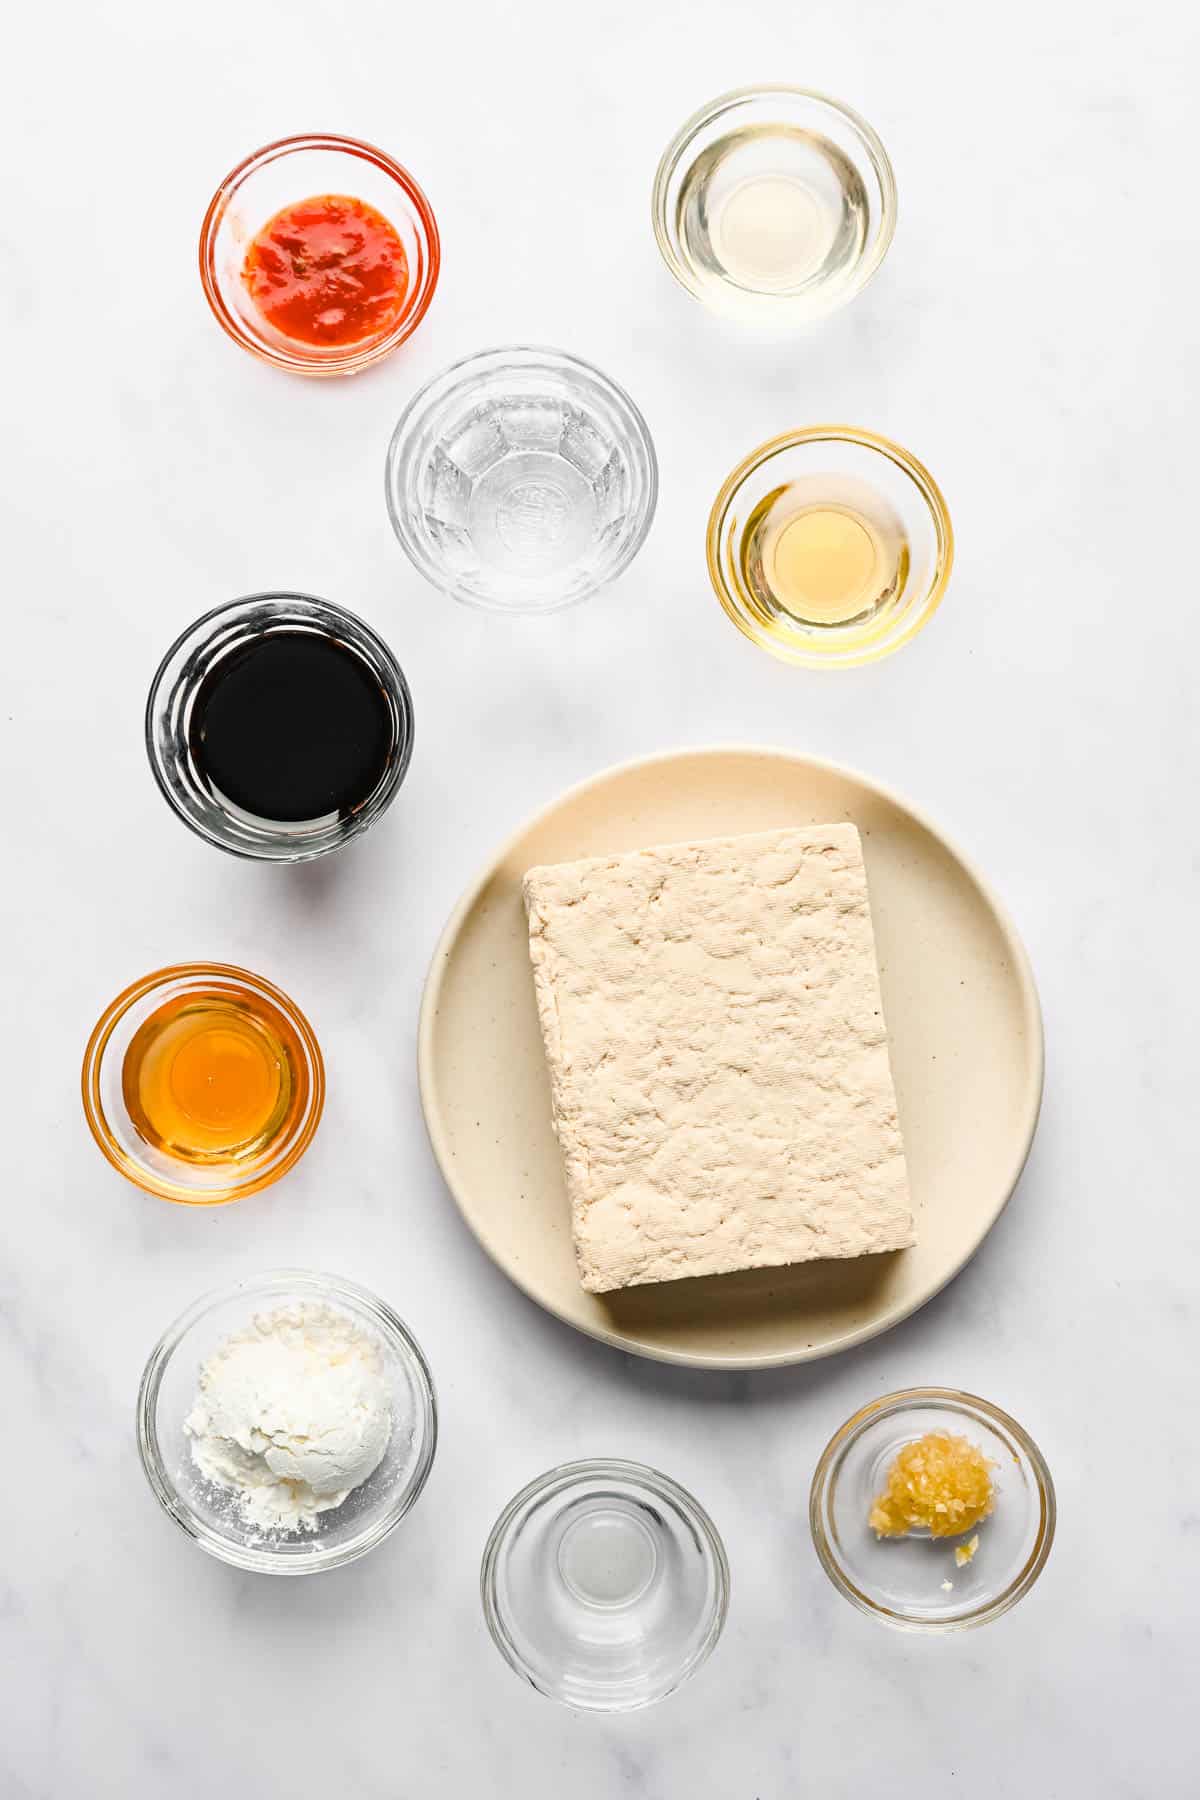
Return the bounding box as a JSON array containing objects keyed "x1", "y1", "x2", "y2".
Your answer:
[{"x1": 4, "y1": 0, "x2": 1198, "y2": 1792}]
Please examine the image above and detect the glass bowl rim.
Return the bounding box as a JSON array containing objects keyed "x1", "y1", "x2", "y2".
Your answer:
[
  {"x1": 144, "y1": 589, "x2": 415, "y2": 863},
  {"x1": 479, "y1": 1455, "x2": 731, "y2": 1710},
  {"x1": 383, "y1": 343, "x2": 660, "y2": 616},
  {"x1": 81, "y1": 960, "x2": 326, "y2": 1204},
  {"x1": 705, "y1": 423, "x2": 955, "y2": 667},
  {"x1": 809, "y1": 1385, "x2": 1057, "y2": 1633},
  {"x1": 136, "y1": 1268, "x2": 438, "y2": 1575},
  {"x1": 651, "y1": 85, "x2": 898, "y2": 312},
  {"x1": 199, "y1": 131, "x2": 441, "y2": 376}
]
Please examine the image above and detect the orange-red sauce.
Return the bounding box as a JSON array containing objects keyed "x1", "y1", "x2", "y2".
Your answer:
[{"x1": 241, "y1": 194, "x2": 409, "y2": 349}]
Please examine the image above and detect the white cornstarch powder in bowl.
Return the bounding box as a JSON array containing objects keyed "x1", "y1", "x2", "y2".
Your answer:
[
  {"x1": 184, "y1": 1302, "x2": 393, "y2": 1534},
  {"x1": 138, "y1": 1272, "x2": 437, "y2": 1574}
]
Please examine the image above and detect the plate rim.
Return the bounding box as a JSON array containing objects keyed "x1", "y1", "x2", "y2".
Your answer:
[{"x1": 417, "y1": 744, "x2": 1045, "y2": 1371}]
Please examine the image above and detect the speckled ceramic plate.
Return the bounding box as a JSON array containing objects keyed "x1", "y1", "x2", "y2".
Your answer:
[{"x1": 418, "y1": 748, "x2": 1043, "y2": 1369}]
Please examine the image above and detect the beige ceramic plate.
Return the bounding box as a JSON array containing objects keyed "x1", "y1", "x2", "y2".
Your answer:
[{"x1": 419, "y1": 748, "x2": 1043, "y2": 1369}]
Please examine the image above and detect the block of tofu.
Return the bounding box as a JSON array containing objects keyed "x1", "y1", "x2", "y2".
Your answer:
[{"x1": 522, "y1": 823, "x2": 914, "y2": 1294}]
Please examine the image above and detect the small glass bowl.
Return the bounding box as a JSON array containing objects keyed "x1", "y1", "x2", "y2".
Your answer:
[
  {"x1": 481, "y1": 1458, "x2": 729, "y2": 1712},
  {"x1": 146, "y1": 592, "x2": 414, "y2": 863},
  {"x1": 82, "y1": 962, "x2": 324, "y2": 1205},
  {"x1": 137, "y1": 1271, "x2": 437, "y2": 1574},
  {"x1": 810, "y1": 1388, "x2": 1056, "y2": 1633},
  {"x1": 707, "y1": 425, "x2": 954, "y2": 667},
  {"x1": 200, "y1": 133, "x2": 440, "y2": 375},
  {"x1": 652, "y1": 87, "x2": 896, "y2": 323},
  {"x1": 385, "y1": 346, "x2": 659, "y2": 614}
]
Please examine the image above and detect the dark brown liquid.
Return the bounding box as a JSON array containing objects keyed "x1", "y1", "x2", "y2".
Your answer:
[{"x1": 190, "y1": 630, "x2": 394, "y2": 822}]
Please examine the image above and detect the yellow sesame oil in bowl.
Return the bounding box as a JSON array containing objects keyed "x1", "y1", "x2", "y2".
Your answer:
[
  {"x1": 707, "y1": 427, "x2": 953, "y2": 668},
  {"x1": 736, "y1": 473, "x2": 910, "y2": 632}
]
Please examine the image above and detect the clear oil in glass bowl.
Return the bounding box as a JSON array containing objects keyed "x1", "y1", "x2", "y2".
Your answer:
[
  {"x1": 676, "y1": 123, "x2": 869, "y2": 299},
  {"x1": 653, "y1": 89, "x2": 896, "y2": 324}
]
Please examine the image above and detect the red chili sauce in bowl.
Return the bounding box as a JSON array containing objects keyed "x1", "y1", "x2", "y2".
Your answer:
[{"x1": 241, "y1": 194, "x2": 409, "y2": 349}]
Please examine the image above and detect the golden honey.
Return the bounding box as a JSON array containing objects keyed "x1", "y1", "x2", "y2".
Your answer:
[
  {"x1": 121, "y1": 985, "x2": 303, "y2": 1165},
  {"x1": 869, "y1": 1432, "x2": 995, "y2": 1540}
]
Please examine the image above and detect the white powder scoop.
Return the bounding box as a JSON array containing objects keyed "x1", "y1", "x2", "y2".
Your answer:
[{"x1": 184, "y1": 1301, "x2": 392, "y2": 1533}]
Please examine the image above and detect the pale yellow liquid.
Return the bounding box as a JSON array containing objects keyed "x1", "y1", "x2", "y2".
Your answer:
[
  {"x1": 737, "y1": 477, "x2": 909, "y2": 632},
  {"x1": 675, "y1": 124, "x2": 869, "y2": 304}
]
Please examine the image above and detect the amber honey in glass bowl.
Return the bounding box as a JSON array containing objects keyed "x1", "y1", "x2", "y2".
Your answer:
[{"x1": 82, "y1": 964, "x2": 324, "y2": 1204}]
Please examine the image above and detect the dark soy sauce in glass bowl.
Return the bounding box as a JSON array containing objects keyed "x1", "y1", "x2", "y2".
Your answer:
[
  {"x1": 190, "y1": 632, "x2": 396, "y2": 823},
  {"x1": 147, "y1": 594, "x2": 414, "y2": 862}
]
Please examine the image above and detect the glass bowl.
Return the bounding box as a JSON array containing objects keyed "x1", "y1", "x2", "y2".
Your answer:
[
  {"x1": 706, "y1": 425, "x2": 953, "y2": 667},
  {"x1": 200, "y1": 132, "x2": 440, "y2": 376},
  {"x1": 82, "y1": 962, "x2": 324, "y2": 1204},
  {"x1": 385, "y1": 346, "x2": 659, "y2": 614},
  {"x1": 810, "y1": 1388, "x2": 1056, "y2": 1632},
  {"x1": 146, "y1": 592, "x2": 414, "y2": 863},
  {"x1": 480, "y1": 1458, "x2": 729, "y2": 1711},
  {"x1": 137, "y1": 1271, "x2": 437, "y2": 1574},
  {"x1": 652, "y1": 87, "x2": 896, "y2": 323}
]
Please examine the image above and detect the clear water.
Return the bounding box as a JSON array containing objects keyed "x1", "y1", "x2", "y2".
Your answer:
[
  {"x1": 421, "y1": 396, "x2": 632, "y2": 589},
  {"x1": 556, "y1": 1504, "x2": 659, "y2": 1607}
]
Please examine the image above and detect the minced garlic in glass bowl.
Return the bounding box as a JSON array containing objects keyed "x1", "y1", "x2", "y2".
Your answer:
[
  {"x1": 869, "y1": 1431, "x2": 995, "y2": 1539},
  {"x1": 809, "y1": 1388, "x2": 1055, "y2": 1632}
]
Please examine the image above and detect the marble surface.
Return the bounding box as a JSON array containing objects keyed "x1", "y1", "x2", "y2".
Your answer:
[{"x1": 4, "y1": 1, "x2": 1198, "y2": 1792}]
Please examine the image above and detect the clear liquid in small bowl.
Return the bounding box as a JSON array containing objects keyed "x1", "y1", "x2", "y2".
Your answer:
[
  {"x1": 675, "y1": 123, "x2": 869, "y2": 302},
  {"x1": 421, "y1": 396, "x2": 631, "y2": 585}
]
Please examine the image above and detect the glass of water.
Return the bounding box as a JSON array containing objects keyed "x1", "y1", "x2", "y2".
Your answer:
[
  {"x1": 480, "y1": 1458, "x2": 729, "y2": 1712},
  {"x1": 385, "y1": 347, "x2": 658, "y2": 613}
]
